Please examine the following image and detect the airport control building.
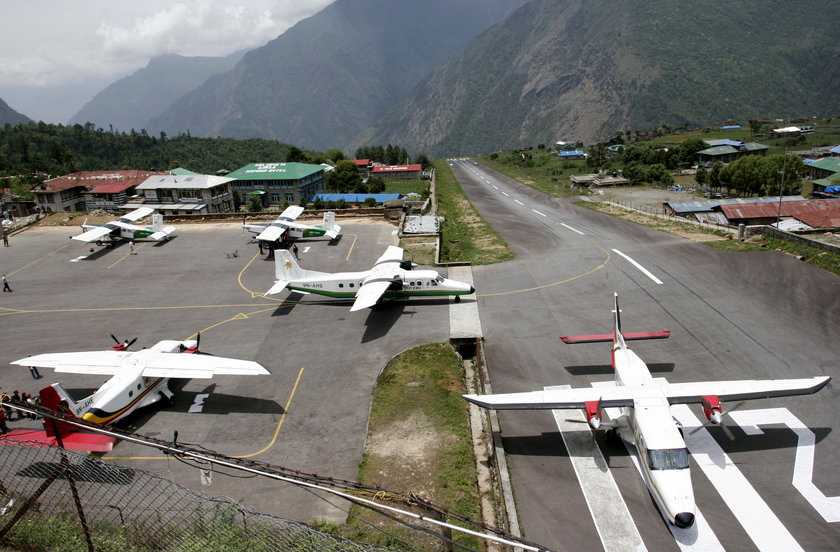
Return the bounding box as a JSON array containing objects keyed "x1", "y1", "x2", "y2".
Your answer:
[{"x1": 227, "y1": 162, "x2": 327, "y2": 207}]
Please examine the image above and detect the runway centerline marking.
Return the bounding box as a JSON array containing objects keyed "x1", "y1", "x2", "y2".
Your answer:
[
  {"x1": 502, "y1": 192, "x2": 510, "y2": 197},
  {"x1": 514, "y1": 200, "x2": 524, "y2": 206},
  {"x1": 611, "y1": 249, "x2": 663, "y2": 284},
  {"x1": 532, "y1": 209, "x2": 546, "y2": 217},
  {"x1": 560, "y1": 223, "x2": 585, "y2": 235}
]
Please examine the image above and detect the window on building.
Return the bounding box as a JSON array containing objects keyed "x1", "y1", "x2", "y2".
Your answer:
[{"x1": 285, "y1": 193, "x2": 294, "y2": 202}]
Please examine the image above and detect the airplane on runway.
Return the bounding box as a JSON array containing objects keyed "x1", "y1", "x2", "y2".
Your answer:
[
  {"x1": 462, "y1": 292, "x2": 830, "y2": 529},
  {"x1": 71, "y1": 207, "x2": 176, "y2": 246},
  {"x1": 5, "y1": 334, "x2": 269, "y2": 451},
  {"x1": 243, "y1": 206, "x2": 341, "y2": 245},
  {"x1": 265, "y1": 245, "x2": 475, "y2": 311}
]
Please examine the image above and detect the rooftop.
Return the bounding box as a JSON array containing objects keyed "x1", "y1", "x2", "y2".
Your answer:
[
  {"x1": 137, "y1": 174, "x2": 234, "y2": 190},
  {"x1": 228, "y1": 162, "x2": 324, "y2": 181},
  {"x1": 33, "y1": 170, "x2": 167, "y2": 194}
]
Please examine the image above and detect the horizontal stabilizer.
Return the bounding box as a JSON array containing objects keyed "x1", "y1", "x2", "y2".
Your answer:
[
  {"x1": 266, "y1": 280, "x2": 290, "y2": 295},
  {"x1": 324, "y1": 225, "x2": 341, "y2": 239},
  {"x1": 148, "y1": 226, "x2": 176, "y2": 241},
  {"x1": 561, "y1": 330, "x2": 670, "y2": 344},
  {"x1": 1, "y1": 428, "x2": 116, "y2": 452}
]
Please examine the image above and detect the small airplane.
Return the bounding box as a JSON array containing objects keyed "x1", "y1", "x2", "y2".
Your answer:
[
  {"x1": 71, "y1": 207, "x2": 176, "y2": 246},
  {"x1": 5, "y1": 334, "x2": 269, "y2": 451},
  {"x1": 243, "y1": 206, "x2": 341, "y2": 244},
  {"x1": 462, "y1": 293, "x2": 830, "y2": 529},
  {"x1": 266, "y1": 245, "x2": 475, "y2": 311}
]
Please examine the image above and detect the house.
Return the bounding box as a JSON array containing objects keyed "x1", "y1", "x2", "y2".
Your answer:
[
  {"x1": 557, "y1": 150, "x2": 587, "y2": 160},
  {"x1": 347, "y1": 159, "x2": 372, "y2": 180},
  {"x1": 370, "y1": 164, "x2": 423, "y2": 180},
  {"x1": 125, "y1": 174, "x2": 236, "y2": 215},
  {"x1": 30, "y1": 170, "x2": 167, "y2": 213},
  {"x1": 227, "y1": 162, "x2": 327, "y2": 207},
  {"x1": 697, "y1": 140, "x2": 768, "y2": 165}
]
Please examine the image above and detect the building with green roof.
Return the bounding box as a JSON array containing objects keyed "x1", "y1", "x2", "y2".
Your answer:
[
  {"x1": 227, "y1": 162, "x2": 326, "y2": 207},
  {"x1": 697, "y1": 141, "x2": 768, "y2": 165}
]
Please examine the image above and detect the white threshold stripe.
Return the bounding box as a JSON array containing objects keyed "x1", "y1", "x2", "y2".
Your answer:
[
  {"x1": 560, "y1": 223, "x2": 585, "y2": 235},
  {"x1": 548, "y1": 385, "x2": 647, "y2": 552},
  {"x1": 532, "y1": 209, "x2": 546, "y2": 217},
  {"x1": 611, "y1": 249, "x2": 663, "y2": 284}
]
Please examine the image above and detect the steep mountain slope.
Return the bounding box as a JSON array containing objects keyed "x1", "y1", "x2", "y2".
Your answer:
[
  {"x1": 0, "y1": 98, "x2": 31, "y2": 126},
  {"x1": 150, "y1": 0, "x2": 527, "y2": 151},
  {"x1": 354, "y1": 0, "x2": 840, "y2": 156},
  {"x1": 70, "y1": 51, "x2": 244, "y2": 132}
]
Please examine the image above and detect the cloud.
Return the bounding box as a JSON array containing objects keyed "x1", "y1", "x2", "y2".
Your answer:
[{"x1": 0, "y1": 0, "x2": 333, "y2": 88}]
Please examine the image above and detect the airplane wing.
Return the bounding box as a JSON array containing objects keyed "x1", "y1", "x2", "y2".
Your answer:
[
  {"x1": 121, "y1": 207, "x2": 155, "y2": 222},
  {"x1": 256, "y1": 225, "x2": 286, "y2": 242},
  {"x1": 275, "y1": 205, "x2": 304, "y2": 222},
  {"x1": 660, "y1": 376, "x2": 830, "y2": 404},
  {"x1": 348, "y1": 246, "x2": 406, "y2": 312},
  {"x1": 12, "y1": 350, "x2": 270, "y2": 379},
  {"x1": 12, "y1": 351, "x2": 130, "y2": 375},
  {"x1": 463, "y1": 385, "x2": 635, "y2": 410},
  {"x1": 71, "y1": 225, "x2": 116, "y2": 243}
]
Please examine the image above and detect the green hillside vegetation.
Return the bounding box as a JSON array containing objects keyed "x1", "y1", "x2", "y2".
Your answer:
[{"x1": 0, "y1": 122, "x2": 308, "y2": 198}]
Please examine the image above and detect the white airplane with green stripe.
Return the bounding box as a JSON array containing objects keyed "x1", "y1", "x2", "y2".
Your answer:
[{"x1": 265, "y1": 246, "x2": 474, "y2": 311}]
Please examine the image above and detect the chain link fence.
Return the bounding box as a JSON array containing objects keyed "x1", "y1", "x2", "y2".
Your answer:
[{"x1": 0, "y1": 438, "x2": 399, "y2": 552}]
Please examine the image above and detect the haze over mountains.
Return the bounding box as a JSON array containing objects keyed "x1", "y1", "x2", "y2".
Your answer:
[
  {"x1": 8, "y1": 0, "x2": 840, "y2": 158},
  {"x1": 0, "y1": 98, "x2": 30, "y2": 126}
]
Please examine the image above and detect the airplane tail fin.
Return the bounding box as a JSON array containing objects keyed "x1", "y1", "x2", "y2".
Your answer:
[
  {"x1": 321, "y1": 211, "x2": 341, "y2": 239},
  {"x1": 152, "y1": 213, "x2": 164, "y2": 232},
  {"x1": 39, "y1": 384, "x2": 81, "y2": 439},
  {"x1": 267, "y1": 249, "x2": 317, "y2": 295},
  {"x1": 560, "y1": 292, "x2": 670, "y2": 345}
]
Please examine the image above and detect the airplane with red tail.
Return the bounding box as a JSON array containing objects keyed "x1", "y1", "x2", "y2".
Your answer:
[
  {"x1": 2, "y1": 334, "x2": 269, "y2": 452},
  {"x1": 463, "y1": 292, "x2": 830, "y2": 528}
]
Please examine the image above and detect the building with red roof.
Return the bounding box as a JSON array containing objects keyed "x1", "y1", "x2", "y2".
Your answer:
[
  {"x1": 370, "y1": 164, "x2": 423, "y2": 180},
  {"x1": 31, "y1": 170, "x2": 168, "y2": 212}
]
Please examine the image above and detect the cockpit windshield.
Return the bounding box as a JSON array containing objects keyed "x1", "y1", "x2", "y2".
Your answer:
[
  {"x1": 435, "y1": 275, "x2": 445, "y2": 283},
  {"x1": 648, "y1": 448, "x2": 690, "y2": 470}
]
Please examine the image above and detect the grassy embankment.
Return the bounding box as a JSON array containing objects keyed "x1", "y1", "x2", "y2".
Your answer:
[{"x1": 313, "y1": 343, "x2": 482, "y2": 551}]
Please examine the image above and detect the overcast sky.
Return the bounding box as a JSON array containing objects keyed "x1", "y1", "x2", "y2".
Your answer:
[{"x1": 0, "y1": 0, "x2": 334, "y2": 122}]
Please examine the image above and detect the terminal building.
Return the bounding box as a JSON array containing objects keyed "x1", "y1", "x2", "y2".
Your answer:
[
  {"x1": 30, "y1": 170, "x2": 167, "y2": 213},
  {"x1": 125, "y1": 173, "x2": 236, "y2": 215},
  {"x1": 227, "y1": 162, "x2": 327, "y2": 207}
]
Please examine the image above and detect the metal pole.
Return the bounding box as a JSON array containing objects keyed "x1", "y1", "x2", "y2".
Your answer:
[{"x1": 776, "y1": 147, "x2": 787, "y2": 227}]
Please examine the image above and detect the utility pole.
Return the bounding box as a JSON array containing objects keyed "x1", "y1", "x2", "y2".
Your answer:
[{"x1": 776, "y1": 147, "x2": 787, "y2": 227}]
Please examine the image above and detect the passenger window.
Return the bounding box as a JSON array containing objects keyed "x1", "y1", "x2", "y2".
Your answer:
[
  {"x1": 339, "y1": 283, "x2": 344, "y2": 288},
  {"x1": 128, "y1": 391, "x2": 133, "y2": 397},
  {"x1": 137, "y1": 383, "x2": 142, "y2": 390},
  {"x1": 350, "y1": 283, "x2": 354, "y2": 288}
]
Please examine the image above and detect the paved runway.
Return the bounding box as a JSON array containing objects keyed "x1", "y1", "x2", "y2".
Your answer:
[
  {"x1": 0, "y1": 219, "x2": 454, "y2": 523},
  {"x1": 448, "y1": 159, "x2": 840, "y2": 552}
]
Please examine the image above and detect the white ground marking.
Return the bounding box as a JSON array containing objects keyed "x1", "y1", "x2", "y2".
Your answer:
[
  {"x1": 611, "y1": 249, "x2": 664, "y2": 284},
  {"x1": 502, "y1": 192, "x2": 510, "y2": 197},
  {"x1": 69, "y1": 256, "x2": 89, "y2": 262},
  {"x1": 548, "y1": 385, "x2": 648, "y2": 552},
  {"x1": 302, "y1": 246, "x2": 311, "y2": 254},
  {"x1": 560, "y1": 223, "x2": 585, "y2": 235},
  {"x1": 514, "y1": 200, "x2": 524, "y2": 205},
  {"x1": 532, "y1": 209, "x2": 546, "y2": 217},
  {"x1": 729, "y1": 407, "x2": 840, "y2": 522},
  {"x1": 673, "y1": 404, "x2": 804, "y2": 551},
  {"x1": 492, "y1": 185, "x2": 498, "y2": 189},
  {"x1": 188, "y1": 393, "x2": 210, "y2": 413}
]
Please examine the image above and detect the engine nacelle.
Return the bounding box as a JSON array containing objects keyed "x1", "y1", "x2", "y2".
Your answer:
[
  {"x1": 702, "y1": 395, "x2": 722, "y2": 424},
  {"x1": 584, "y1": 400, "x2": 602, "y2": 430}
]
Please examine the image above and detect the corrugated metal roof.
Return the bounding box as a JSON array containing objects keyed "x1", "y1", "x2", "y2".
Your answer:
[
  {"x1": 313, "y1": 193, "x2": 400, "y2": 203},
  {"x1": 34, "y1": 170, "x2": 167, "y2": 193},
  {"x1": 228, "y1": 162, "x2": 324, "y2": 181},
  {"x1": 704, "y1": 139, "x2": 742, "y2": 147},
  {"x1": 721, "y1": 199, "x2": 840, "y2": 220},
  {"x1": 809, "y1": 157, "x2": 840, "y2": 173},
  {"x1": 830, "y1": 145, "x2": 840, "y2": 155},
  {"x1": 371, "y1": 164, "x2": 422, "y2": 173},
  {"x1": 667, "y1": 196, "x2": 803, "y2": 213},
  {"x1": 137, "y1": 174, "x2": 233, "y2": 190}
]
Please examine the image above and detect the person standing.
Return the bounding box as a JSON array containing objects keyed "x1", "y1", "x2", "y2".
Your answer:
[
  {"x1": 29, "y1": 366, "x2": 41, "y2": 380},
  {"x1": 2, "y1": 274, "x2": 10, "y2": 292},
  {"x1": 129, "y1": 240, "x2": 136, "y2": 255},
  {"x1": 2, "y1": 230, "x2": 8, "y2": 247},
  {"x1": 0, "y1": 408, "x2": 8, "y2": 434}
]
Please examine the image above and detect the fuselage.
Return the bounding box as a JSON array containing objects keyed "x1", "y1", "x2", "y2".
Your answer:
[
  {"x1": 244, "y1": 222, "x2": 328, "y2": 239},
  {"x1": 612, "y1": 341, "x2": 696, "y2": 528},
  {"x1": 286, "y1": 268, "x2": 474, "y2": 301}
]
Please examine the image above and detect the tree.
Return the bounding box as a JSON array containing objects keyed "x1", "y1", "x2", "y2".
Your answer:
[
  {"x1": 247, "y1": 194, "x2": 263, "y2": 212},
  {"x1": 695, "y1": 167, "x2": 708, "y2": 188},
  {"x1": 286, "y1": 146, "x2": 309, "y2": 163},
  {"x1": 415, "y1": 153, "x2": 430, "y2": 168},
  {"x1": 678, "y1": 137, "x2": 707, "y2": 165},
  {"x1": 327, "y1": 160, "x2": 362, "y2": 192},
  {"x1": 367, "y1": 176, "x2": 386, "y2": 194},
  {"x1": 324, "y1": 148, "x2": 345, "y2": 162}
]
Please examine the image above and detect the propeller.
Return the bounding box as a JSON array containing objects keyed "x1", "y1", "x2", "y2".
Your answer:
[
  {"x1": 690, "y1": 399, "x2": 746, "y2": 441},
  {"x1": 110, "y1": 334, "x2": 137, "y2": 351},
  {"x1": 180, "y1": 332, "x2": 202, "y2": 354}
]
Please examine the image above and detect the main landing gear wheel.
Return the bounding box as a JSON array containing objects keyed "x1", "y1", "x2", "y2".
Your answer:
[
  {"x1": 454, "y1": 296, "x2": 461, "y2": 303},
  {"x1": 160, "y1": 392, "x2": 175, "y2": 407}
]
